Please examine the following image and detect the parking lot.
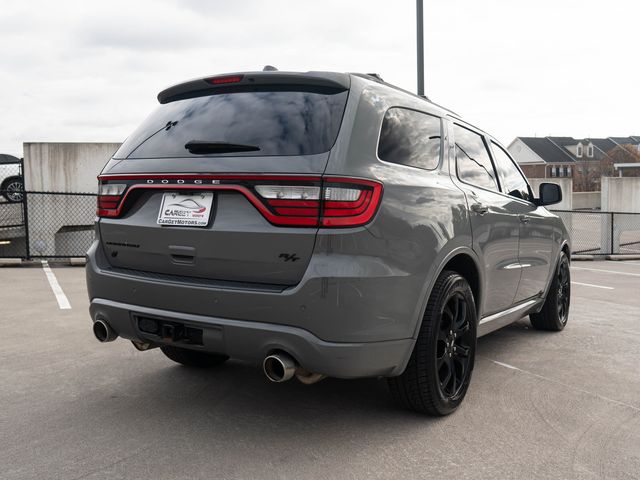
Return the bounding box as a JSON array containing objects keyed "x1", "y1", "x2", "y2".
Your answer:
[{"x1": 1, "y1": 261, "x2": 639, "y2": 480}]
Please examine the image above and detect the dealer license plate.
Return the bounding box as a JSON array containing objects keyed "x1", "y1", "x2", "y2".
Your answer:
[{"x1": 157, "y1": 192, "x2": 214, "y2": 226}]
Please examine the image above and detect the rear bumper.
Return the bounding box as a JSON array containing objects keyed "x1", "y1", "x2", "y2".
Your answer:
[
  {"x1": 86, "y1": 240, "x2": 420, "y2": 378},
  {"x1": 89, "y1": 298, "x2": 413, "y2": 378}
]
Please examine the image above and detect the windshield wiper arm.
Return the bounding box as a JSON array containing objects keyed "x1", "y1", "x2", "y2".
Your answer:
[{"x1": 185, "y1": 140, "x2": 260, "y2": 154}]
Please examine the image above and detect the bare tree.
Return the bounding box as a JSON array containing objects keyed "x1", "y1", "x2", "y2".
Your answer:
[{"x1": 601, "y1": 144, "x2": 640, "y2": 178}]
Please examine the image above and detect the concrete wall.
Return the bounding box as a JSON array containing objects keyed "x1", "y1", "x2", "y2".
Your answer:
[
  {"x1": 572, "y1": 192, "x2": 601, "y2": 210},
  {"x1": 24, "y1": 142, "x2": 121, "y2": 193},
  {"x1": 602, "y1": 177, "x2": 640, "y2": 213},
  {"x1": 22, "y1": 142, "x2": 121, "y2": 256},
  {"x1": 528, "y1": 178, "x2": 573, "y2": 210}
]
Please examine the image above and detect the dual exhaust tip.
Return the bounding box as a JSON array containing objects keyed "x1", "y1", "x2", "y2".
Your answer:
[
  {"x1": 263, "y1": 352, "x2": 325, "y2": 385},
  {"x1": 93, "y1": 319, "x2": 117, "y2": 343},
  {"x1": 92, "y1": 321, "x2": 324, "y2": 384},
  {"x1": 263, "y1": 352, "x2": 297, "y2": 382}
]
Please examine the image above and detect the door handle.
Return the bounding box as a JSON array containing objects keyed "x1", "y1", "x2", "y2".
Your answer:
[
  {"x1": 519, "y1": 215, "x2": 530, "y2": 224},
  {"x1": 471, "y1": 203, "x2": 489, "y2": 215}
]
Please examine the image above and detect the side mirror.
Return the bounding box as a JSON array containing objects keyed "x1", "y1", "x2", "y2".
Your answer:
[{"x1": 536, "y1": 182, "x2": 562, "y2": 206}]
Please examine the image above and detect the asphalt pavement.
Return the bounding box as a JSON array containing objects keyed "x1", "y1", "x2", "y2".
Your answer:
[{"x1": 0, "y1": 260, "x2": 639, "y2": 479}]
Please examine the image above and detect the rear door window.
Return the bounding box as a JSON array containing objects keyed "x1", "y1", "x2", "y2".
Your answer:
[
  {"x1": 377, "y1": 108, "x2": 442, "y2": 170},
  {"x1": 114, "y1": 86, "x2": 349, "y2": 159},
  {"x1": 454, "y1": 124, "x2": 499, "y2": 191}
]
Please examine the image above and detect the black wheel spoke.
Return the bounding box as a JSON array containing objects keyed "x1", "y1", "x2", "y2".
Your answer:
[
  {"x1": 440, "y1": 358, "x2": 453, "y2": 390},
  {"x1": 456, "y1": 322, "x2": 470, "y2": 335},
  {"x1": 437, "y1": 329, "x2": 448, "y2": 342},
  {"x1": 443, "y1": 304, "x2": 454, "y2": 321},
  {"x1": 455, "y1": 298, "x2": 467, "y2": 330},
  {"x1": 452, "y1": 298, "x2": 459, "y2": 324},
  {"x1": 450, "y1": 363, "x2": 457, "y2": 392},
  {"x1": 454, "y1": 344, "x2": 469, "y2": 358},
  {"x1": 436, "y1": 292, "x2": 473, "y2": 400}
]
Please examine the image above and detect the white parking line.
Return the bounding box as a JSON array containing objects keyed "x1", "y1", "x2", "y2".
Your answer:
[
  {"x1": 571, "y1": 281, "x2": 614, "y2": 290},
  {"x1": 41, "y1": 260, "x2": 71, "y2": 309},
  {"x1": 572, "y1": 266, "x2": 640, "y2": 277},
  {"x1": 488, "y1": 359, "x2": 640, "y2": 413},
  {"x1": 608, "y1": 261, "x2": 640, "y2": 267}
]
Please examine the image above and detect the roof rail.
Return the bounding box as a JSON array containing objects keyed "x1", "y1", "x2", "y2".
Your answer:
[{"x1": 351, "y1": 73, "x2": 459, "y2": 117}]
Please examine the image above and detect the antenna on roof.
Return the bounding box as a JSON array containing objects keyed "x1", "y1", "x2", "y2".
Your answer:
[
  {"x1": 366, "y1": 73, "x2": 384, "y2": 82},
  {"x1": 263, "y1": 65, "x2": 278, "y2": 71}
]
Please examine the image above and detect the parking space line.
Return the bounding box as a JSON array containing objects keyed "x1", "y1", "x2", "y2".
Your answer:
[
  {"x1": 41, "y1": 260, "x2": 71, "y2": 309},
  {"x1": 487, "y1": 358, "x2": 640, "y2": 413},
  {"x1": 571, "y1": 281, "x2": 614, "y2": 290},
  {"x1": 572, "y1": 266, "x2": 640, "y2": 277}
]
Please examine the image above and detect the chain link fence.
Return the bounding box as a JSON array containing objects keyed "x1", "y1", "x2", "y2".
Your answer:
[
  {"x1": 1, "y1": 190, "x2": 96, "y2": 258},
  {"x1": 2, "y1": 161, "x2": 640, "y2": 259},
  {"x1": 553, "y1": 210, "x2": 640, "y2": 255}
]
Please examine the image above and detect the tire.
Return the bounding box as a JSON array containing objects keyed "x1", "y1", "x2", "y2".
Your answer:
[
  {"x1": 388, "y1": 270, "x2": 477, "y2": 415},
  {"x1": 530, "y1": 251, "x2": 570, "y2": 331},
  {"x1": 160, "y1": 345, "x2": 229, "y2": 368},
  {"x1": 1, "y1": 176, "x2": 24, "y2": 203}
]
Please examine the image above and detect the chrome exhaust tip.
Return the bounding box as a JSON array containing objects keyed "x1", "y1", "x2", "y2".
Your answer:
[
  {"x1": 263, "y1": 352, "x2": 297, "y2": 382},
  {"x1": 93, "y1": 319, "x2": 117, "y2": 343}
]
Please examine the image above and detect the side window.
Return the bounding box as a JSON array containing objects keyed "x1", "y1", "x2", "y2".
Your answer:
[
  {"x1": 490, "y1": 141, "x2": 532, "y2": 201},
  {"x1": 454, "y1": 124, "x2": 499, "y2": 191},
  {"x1": 378, "y1": 108, "x2": 441, "y2": 170}
]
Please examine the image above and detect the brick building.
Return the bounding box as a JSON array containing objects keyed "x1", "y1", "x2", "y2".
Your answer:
[{"x1": 508, "y1": 136, "x2": 640, "y2": 191}]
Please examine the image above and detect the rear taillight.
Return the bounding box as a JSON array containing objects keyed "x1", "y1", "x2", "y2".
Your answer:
[
  {"x1": 96, "y1": 175, "x2": 382, "y2": 227},
  {"x1": 253, "y1": 178, "x2": 382, "y2": 227},
  {"x1": 96, "y1": 183, "x2": 126, "y2": 217},
  {"x1": 319, "y1": 178, "x2": 382, "y2": 227}
]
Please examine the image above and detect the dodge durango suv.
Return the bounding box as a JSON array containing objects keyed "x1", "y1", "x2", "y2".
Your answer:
[{"x1": 86, "y1": 70, "x2": 571, "y2": 415}]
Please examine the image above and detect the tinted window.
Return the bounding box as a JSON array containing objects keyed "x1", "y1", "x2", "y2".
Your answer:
[
  {"x1": 454, "y1": 125, "x2": 499, "y2": 191},
  {"x1": 490, "y1": 142, "x2": 532, "y2": 201},
  {"x1": 377, "y1": 108, "x2": 441, "y2": 170},
  {"x1": 114, "y1": 87, "x2": 348, "y2": 159}
]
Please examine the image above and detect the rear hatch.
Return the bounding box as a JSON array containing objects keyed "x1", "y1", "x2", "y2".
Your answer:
[{"x1": 97, "y1": 72, "x2": 350, "y2": 286}]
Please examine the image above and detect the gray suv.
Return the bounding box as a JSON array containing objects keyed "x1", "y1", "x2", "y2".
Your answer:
[{"x1": 86, "y1": 70, "x2": 571, "y2": 415}]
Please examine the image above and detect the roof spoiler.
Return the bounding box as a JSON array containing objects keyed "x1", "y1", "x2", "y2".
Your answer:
[{"x1": 157, "y1": 71, "x2": 350, "y2": 104}]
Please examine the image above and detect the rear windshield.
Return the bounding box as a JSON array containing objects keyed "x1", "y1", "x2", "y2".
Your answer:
[{"x1": 114, "y1": 86, "x2": 349, "y2": 159}]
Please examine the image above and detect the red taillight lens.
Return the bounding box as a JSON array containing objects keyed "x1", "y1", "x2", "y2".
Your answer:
[
  {"x1": 96, "y1": 183, "x2": 126, "y2": 217},
  {"x1": 255, "y1": 185, "x2": 321, "y2": 225},
  {"x1": 319, "y1": 178, "x2": 382, "y2": 227},
  {"x1": 253, "y1": 177, "x2": 382, "y2": 227}
]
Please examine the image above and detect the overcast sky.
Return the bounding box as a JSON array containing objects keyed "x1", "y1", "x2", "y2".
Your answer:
[{"x1": 1, "y1": 0, "x2": 638, "y2": 156}]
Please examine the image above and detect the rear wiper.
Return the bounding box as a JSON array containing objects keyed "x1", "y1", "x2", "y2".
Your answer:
[{"x1": 184, "y1": 140, "x2": 260, "y2": 155}]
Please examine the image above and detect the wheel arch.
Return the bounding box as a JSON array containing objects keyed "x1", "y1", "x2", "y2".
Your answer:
[
  {"x1": 537, "y1": 239, "x2": 571, "y2": 310},
  {"x1": 0, "y1": 175, "x2": 23, "y2": 189},
  {"x1": 410, "y1": 246, "x2": 484, "y2": 340},
  {"x1": 392, "y1": 247, "x2": 483, "y2": 378}
]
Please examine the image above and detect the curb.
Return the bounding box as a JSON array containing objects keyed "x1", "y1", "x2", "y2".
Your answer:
[{"x1": 0, "y1": 258, "x2": 86, "y2": 267}]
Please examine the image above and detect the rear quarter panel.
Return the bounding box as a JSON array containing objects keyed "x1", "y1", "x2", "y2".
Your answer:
[{"x1": 317, "y1": 79, "x2": 475, "y2": 340}]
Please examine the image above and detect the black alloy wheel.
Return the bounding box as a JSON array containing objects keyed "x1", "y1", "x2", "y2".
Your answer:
[
  {"x1": 388, "y1": 270, "x2": 477, "y2": 415},
  {"x1": 557, "y1": 256, "x2": 570, "y2": 325},
  {"x1": 437, "y1": 291, "x2": 473, "y2": 399},
  {"x1": 530, "y1": 251, "x2": 571, "y2": 331}
]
